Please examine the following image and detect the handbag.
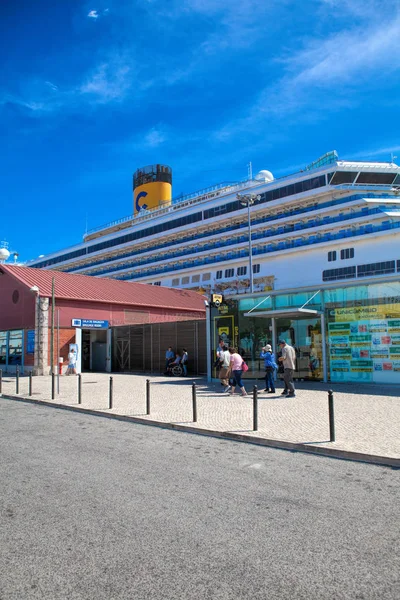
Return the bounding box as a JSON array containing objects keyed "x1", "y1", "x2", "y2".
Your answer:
[{"x1": 242, "y1": 361, "x2": 249, "y2": 372}]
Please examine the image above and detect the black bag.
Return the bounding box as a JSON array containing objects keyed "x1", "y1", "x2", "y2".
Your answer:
[
  {"x1": 214, "y1": 358, "x2": 222, "y2": 369},
  {"x1": 265, "y1": 366, "x2": 274, "y2": 372}
]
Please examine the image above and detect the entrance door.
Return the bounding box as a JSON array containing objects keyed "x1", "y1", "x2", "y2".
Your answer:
[
  {"x1": 92, "y1": 342, "x2": 107, "y2": 372},
  {"x1": 277, "y1": 317, "x2": 323, "y2": 380}
]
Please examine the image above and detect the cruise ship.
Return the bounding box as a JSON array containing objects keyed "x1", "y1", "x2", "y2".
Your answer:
[{"x1": 27, "y1": 151, "x2": 400, "y2": 384}]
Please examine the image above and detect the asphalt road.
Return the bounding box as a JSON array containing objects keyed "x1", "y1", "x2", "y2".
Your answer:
[{"x1": 0, "y1": 399, "x2": 399, "y2": 600}]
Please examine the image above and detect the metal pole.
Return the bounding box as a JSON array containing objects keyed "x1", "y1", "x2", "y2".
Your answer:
[
  {"x1": 192, "y1": 382, "x2": 197, "y2": 423},
  {"x1": 328, "y1": 390, "x2": 335, "y2": 442},
  {"x1": 205, "y1": 301, "x2": 212, "y2": 383},
  {"x1": 16, "y1": 367, "x2": 20, "y2": 394},
  {"x1": 50, "y1": 276, "x2": 55, "y2": 375},
  {"x1": 248, "y1": 201, "x2": 254, "y2": 293},
  {"x1": 51, "y1": 372, "x2": 55, "y2": 400},
  {"x1": 57, "y1": 309, "x2": 60, "y2": 394},
  {"x1": 78, "y1": 373, "x2": 82, "y2": 405},
  {"x1": 29, "y1": 372, "x2": 32, "y2": 396},
  {"x1": 146, "y1": 379, "x2": 150, "y2": 415},
  {"x1": 109, "y1": 376, "x2": 113, "y2": 409},
  {"x1": 253, "y1": 385, "x2": 258, "y2": 431},
  {"x1": 0, "y1": 369, "x2": 2, "y2": 394}
]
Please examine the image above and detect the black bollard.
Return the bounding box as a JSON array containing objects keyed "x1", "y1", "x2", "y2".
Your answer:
[
  {"x1": 29, "y1": 372, "x2": 33, "y2": 397},
  {"x1": 109, "y1": 376, "x2": 113, "y2": 409},
  {"x1": 146, "y1": 379, "x2": 150, "y2": 415},
  {"x1": 0, "y1": 369, "x2": 2, "y2": 394},
  {"x1": 51, "y1": 372, "x2": 55, "y2": 400},
  {"x1": 16, "y1": 367, "x2": 20, "y2": 394},
  {"x1": 253, "y1": 385, "x2": 258, "y2": 431},
  {"x1": 192, "y1": 382, "x2": 197, "y2": 423},
  {"x1": 78, "y1": 374, "x2": 82, "y2": 405},
  {"x1": 328, "y1": 390, "x2": 335, "y2": 442}
]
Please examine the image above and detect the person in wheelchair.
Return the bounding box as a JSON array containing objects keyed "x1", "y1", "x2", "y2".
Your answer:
[{"x1": 165, "y1": 352, "x2": 182, "y2": 376}]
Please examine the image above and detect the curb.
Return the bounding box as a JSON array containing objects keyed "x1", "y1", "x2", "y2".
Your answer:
[{"x1": 1, "y1": 393, "x2": 399, "y2": 469}]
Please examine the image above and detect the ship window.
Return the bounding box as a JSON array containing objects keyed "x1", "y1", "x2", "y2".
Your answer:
[
  {"x1": 225, "y1": 268, "x2": 234, "y2": 278},
  {"x1": 253, "y1": 264, "x2": 260, "y2": 273},
  {"x1": 181, "y1": 276, "x2": 190, "y2": 284},
  {"x1": 340, "y1": 248, "x2": 354, "y2": 260},
  {"x1": 356, "y1": 172, "x2": 397, "y2": 185},
  {"x1": 191, "y1": 274, "x2": 200, "y2": 282},
  {"x1": 172, "y1": 278, "x2": 180, "y2": 286},
  {"x1": 237, "y1": 266, "x2": 247, "y2": 276},
  {"x1": 357, "y1": 261, "x2": 395, "y2": 277},
  {"x1": 328, "y1": 251, "x2": 337, "y2": 262},
  {"x1": 153, "y1": 281, "x2": 161, "y2": 286},
  {"x1": 216, "y1": 270, "x2": 223, "y2": 279},
  {"x1": 329, "y1": 171, "x2": 357, "y2": 185},
  {"x1": 322, "y1": 267, "x2": 356, "y2": 281},
  {"x1": 202, "y1": 272, "x2": 211, "y2": 281}
]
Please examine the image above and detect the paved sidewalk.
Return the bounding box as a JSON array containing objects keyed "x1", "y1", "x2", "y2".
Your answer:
[{"x1": 1, "y1": 372, "x2": 399, "y2": 462}]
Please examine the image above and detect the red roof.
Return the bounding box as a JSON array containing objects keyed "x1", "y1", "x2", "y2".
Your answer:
[{"x1": 1, "y1": 265, "x2": 206, "y2": 313}]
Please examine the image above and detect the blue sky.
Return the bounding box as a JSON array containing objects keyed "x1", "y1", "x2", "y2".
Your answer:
[{"x1": 1, "y1": 0, "x2": 400, "y2": 262}]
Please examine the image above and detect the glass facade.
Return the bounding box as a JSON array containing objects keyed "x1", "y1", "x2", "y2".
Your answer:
[
  {"x1": 0, "y1": 330, "x2": 24, "y2": 369},
  {"x1": 211, "y1": 281, "x2": 400, "y2": 384}
]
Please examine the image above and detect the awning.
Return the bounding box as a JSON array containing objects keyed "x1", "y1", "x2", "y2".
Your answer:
[{"x1": 243, "y1": 308, "x2": 321, "y2": 318}]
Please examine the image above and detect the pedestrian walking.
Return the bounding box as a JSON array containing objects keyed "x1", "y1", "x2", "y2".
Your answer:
[
  {"x1": 218, "y1": 345, "x2": 231, "y2": 392},
  {"x1": 66, "y1": 348, "x2": 77, "y2": 375},
  {"x1": 278, "y1": 340, "x2": 296, "y2": 397},
  {"x1": 228, "y1": 347, "x2": 247, "y2": 397},
  {"x1": 181, "y1": 348, "x2": 188, "y2": 376},
  {"x1": 165, "y1": 346, "x2": 175, "y2": 373},
  {"x1": 260, "y1": 344, "x2": 277, "y2": 393}
]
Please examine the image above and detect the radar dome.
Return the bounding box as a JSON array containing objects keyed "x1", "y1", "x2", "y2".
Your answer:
[
  {"x1": 255, "y1": 170, "x2": 274, "y2": 182},
  {"x1": 0, "y1": 247, "x2": 10, "y2": 262}
]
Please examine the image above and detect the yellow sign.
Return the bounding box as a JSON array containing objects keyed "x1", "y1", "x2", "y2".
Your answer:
[{"x1": 332, "y1": 304, "x2": 400, "y2": 321}]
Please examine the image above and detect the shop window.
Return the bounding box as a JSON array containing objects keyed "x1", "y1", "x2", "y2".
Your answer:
[
  {"x1": 328, "y1": 251, "x2": 337, "y2": 262},
  {"x1": 340, "y1": 248, "x2": 354, "y2": 260},
  {"x1": 8, "y1": 330, "x2": 23, "y2": 365},
  {"x1": 0, "y1": 331, "x2": 6, "y2": 365}
]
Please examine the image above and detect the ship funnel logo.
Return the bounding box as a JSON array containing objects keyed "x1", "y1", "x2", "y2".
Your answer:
[{"x1": 135, "y1": 190, "x2": 148, "y2": 212}]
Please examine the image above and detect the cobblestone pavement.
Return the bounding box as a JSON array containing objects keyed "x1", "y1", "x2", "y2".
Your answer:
[{"x1": 1, "y1": 372, "x2": 399, "y2": 459}]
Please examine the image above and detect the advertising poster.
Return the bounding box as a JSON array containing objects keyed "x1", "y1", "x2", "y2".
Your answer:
[{"x1": 328, "y1": 305, "x2": 400, "y2": 383}]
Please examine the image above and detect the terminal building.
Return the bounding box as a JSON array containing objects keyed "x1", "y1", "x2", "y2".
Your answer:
[
  {"x1": 0, "y1": 265, "x2": 206, "y2": 375},
  {"x1": 24, "y1": 152, "x2": 400, "y2": 384}
]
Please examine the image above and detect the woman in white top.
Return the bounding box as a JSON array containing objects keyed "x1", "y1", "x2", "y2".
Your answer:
[{"x1": 228, "y1": 347, "x2": 247, "y2": 397}]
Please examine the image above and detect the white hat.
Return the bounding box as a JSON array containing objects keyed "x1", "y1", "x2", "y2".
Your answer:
[{"x1": 265, "y1": 344, "x2": 272, "y2": 351}]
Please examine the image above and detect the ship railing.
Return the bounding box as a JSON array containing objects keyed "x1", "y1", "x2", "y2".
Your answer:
[{"x1": 112, "y1": 219, "x2": 400, "y2": 281}]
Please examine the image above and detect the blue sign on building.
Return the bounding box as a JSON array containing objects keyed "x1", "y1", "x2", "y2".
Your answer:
[
  {"x1": 71, "y1": 319, "x2": 109, "y2": 329},
  {"x1": 27, "y1": 330, "x2": 35, "y2": 354}
]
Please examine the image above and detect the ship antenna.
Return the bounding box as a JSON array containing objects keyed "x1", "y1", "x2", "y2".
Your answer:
[
  {"x1": 247, "y1": 162, "x2": 253, "y2": 180},
  {"x1": 391, "y1": 153, "x2": 397, "y2": 164}
]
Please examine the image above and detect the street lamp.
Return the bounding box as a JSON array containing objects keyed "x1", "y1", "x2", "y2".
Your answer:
[{"x1": 237, "y1": 193, "x2": 261, "y2": 294}]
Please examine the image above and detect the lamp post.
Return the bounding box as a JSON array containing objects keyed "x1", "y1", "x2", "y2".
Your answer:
[{"x1": 237, "y1": 193, "x2": 261, "y2": 294}]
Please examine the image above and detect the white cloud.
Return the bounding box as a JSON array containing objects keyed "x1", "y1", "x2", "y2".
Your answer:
[
  {"x1": 87, "y1": 10, "x2": 99, "y2": 19},
  {"x1": 143, "y1": 128, "x2": 167, "y2": 147},
  {"x1": 80, "y1": 60, "x2": 132, "y2": 103}
]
